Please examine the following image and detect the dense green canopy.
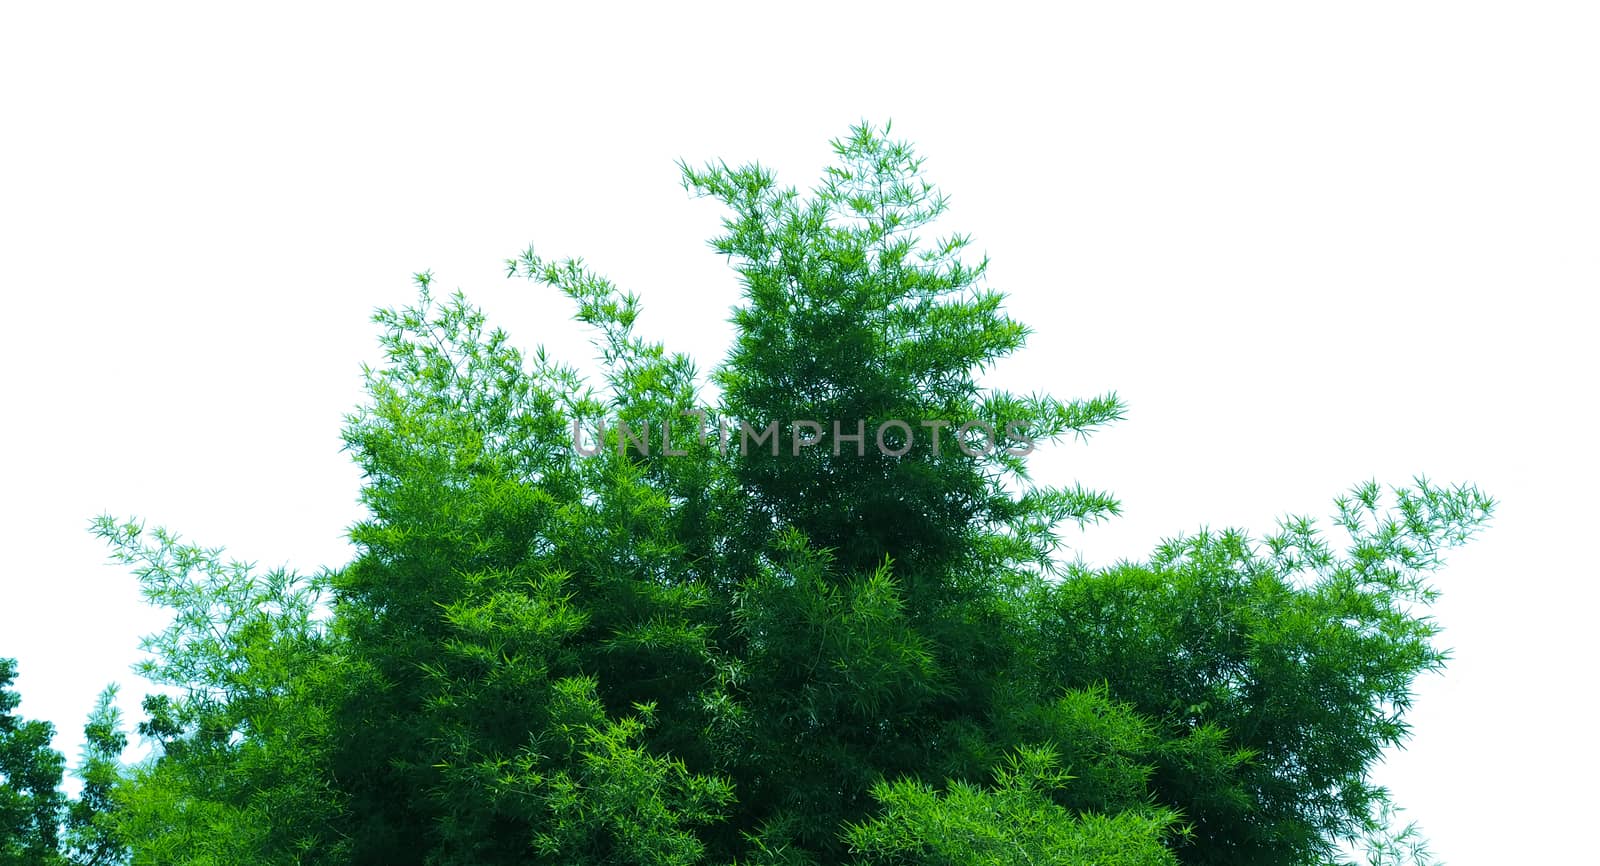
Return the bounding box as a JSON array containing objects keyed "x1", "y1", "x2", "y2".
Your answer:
[{"x1": 4, "y1": 124, "x2": 1490, "y2": 866}]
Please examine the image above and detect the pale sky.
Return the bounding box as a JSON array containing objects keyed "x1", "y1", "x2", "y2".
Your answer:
[{"x1": 2, "y1": 4, "x2": 1596, "y2": 862}]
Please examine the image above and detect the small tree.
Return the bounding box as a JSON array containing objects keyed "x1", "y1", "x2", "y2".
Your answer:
[
  {"x1": 62, "y1": 686, "x2": 128, "y2": 866},
  {"x1": 0, "y1": 658, "x2": 67, "y2": 866}
]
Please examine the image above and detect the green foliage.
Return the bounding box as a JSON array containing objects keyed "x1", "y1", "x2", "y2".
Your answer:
[
  {"x1": 677, "y1": 123, "x2": 1124, "y2": 579},
  {"x1": 71, "y1": 123, "x2": 1491, "y2": 865},
  {"x1": 88, "y1": 518, "x2": 344, "y2": 865},
  {"x1": 1030, "y1": 479, "x2": 1491, "y2": 865},
  {"x1": 845, "y1": 746, "x2": 1180, "y2": 866},
  {"x1": 62, "y1": 687, "x2": 127, "y2": 866},
  {"x1": 1, "y1": 659, "x2": 67, "y2": 866}
]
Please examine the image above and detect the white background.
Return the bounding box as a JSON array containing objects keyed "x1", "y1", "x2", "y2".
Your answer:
[{"x1": 3, "y1": 3, "x2": 1595, "y2": 862}]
